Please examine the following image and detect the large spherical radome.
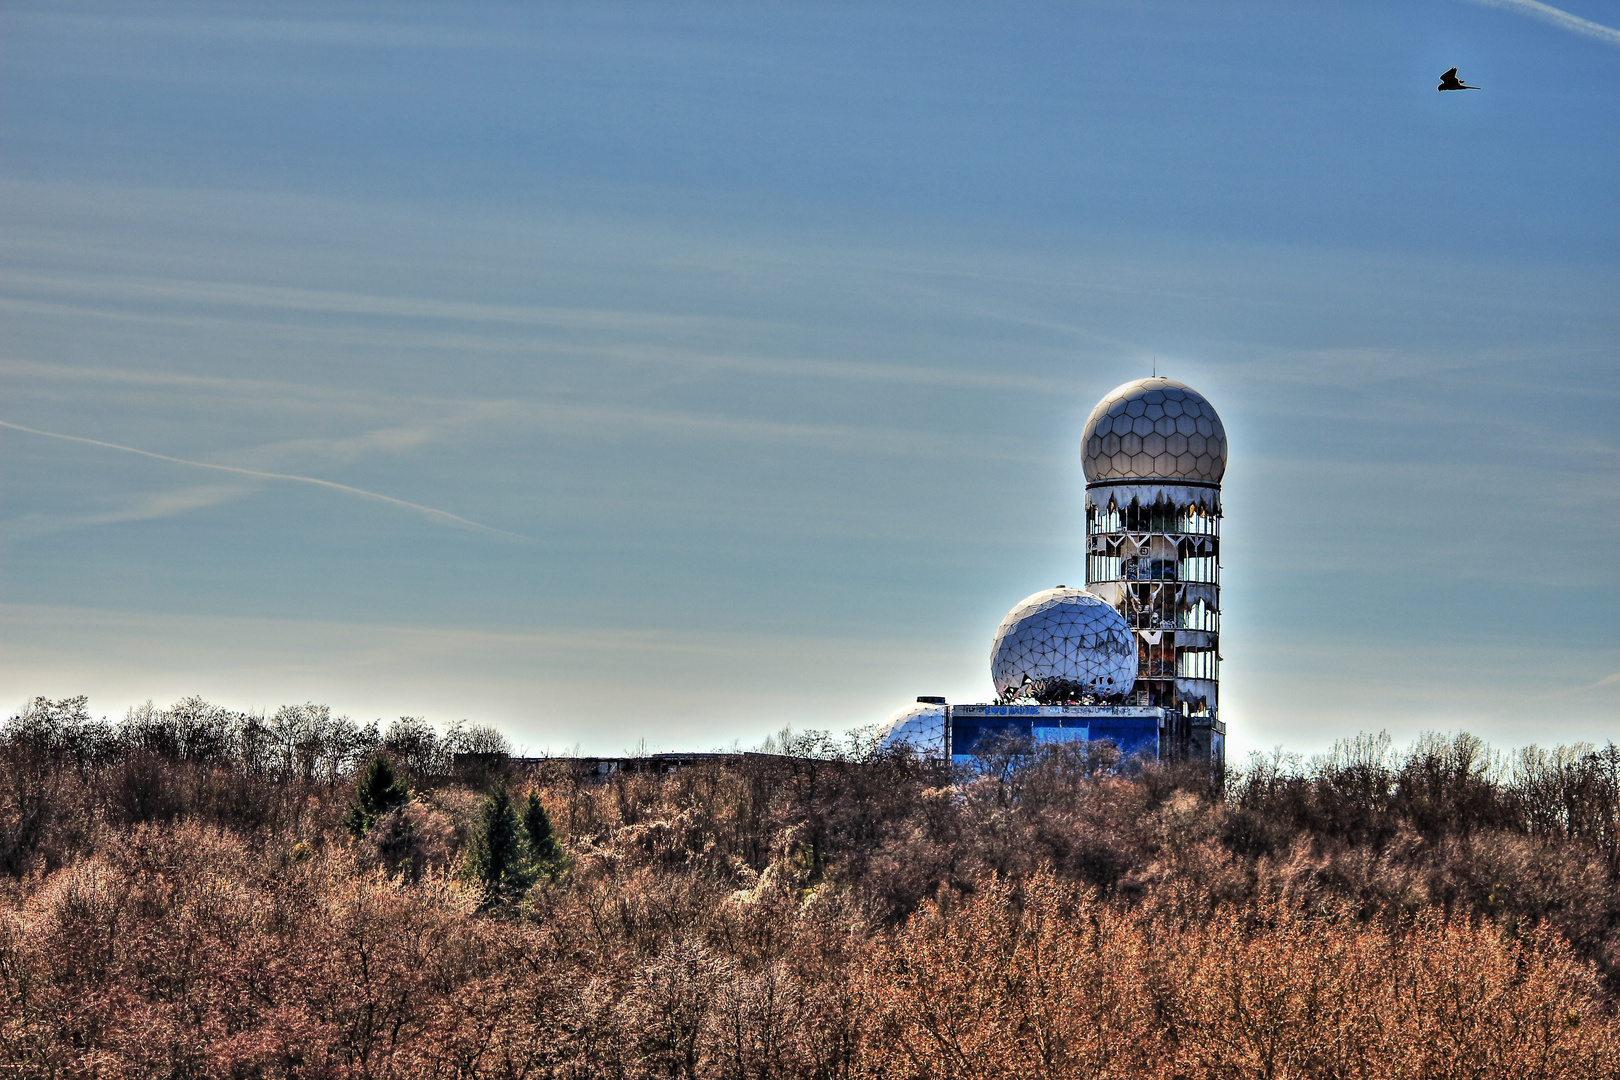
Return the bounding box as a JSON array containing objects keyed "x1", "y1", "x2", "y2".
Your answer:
[
  {"x1": 990, "y1": 588, "x2": 1136, "y2": 702},
  {"x1": 1082, "y1": 377, "x2": 1226, "y2": 484}
]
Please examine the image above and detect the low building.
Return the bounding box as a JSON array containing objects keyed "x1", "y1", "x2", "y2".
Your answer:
[{"x1": 947, "y1": 702, "x2": 1172, "y2": 763}]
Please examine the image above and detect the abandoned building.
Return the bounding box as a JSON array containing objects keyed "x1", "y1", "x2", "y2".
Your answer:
[{"x1": 880, "y1": 376, "x2": 1228, "y2": 769}]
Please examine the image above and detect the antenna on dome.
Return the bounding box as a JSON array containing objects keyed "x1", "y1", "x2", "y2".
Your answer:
[{"x1": 1152, "y1": 357, "x2": 1157, "y2": 377}]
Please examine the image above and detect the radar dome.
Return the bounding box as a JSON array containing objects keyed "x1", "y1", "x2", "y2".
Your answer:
[
  {"x1": 991, "y1": 588, "x2": 1136, "y2": 702},
  {"x1": 876, "y1": 698, "x2": 946, "y2": 757},
  {"x1": 1082, "y1": 377, "x2": 1226, "y2": 484}
]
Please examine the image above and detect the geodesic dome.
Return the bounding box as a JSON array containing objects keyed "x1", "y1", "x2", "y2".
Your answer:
[
  {"x1": 1082, "y1": 377, "x2": 1226, "y2": 484},
  {"x1": 991, "y1": 588, "x2": 1137, "y2": 702},
  {"x1": 875, "y1": 698, "x2": 947, "y2": 757}
]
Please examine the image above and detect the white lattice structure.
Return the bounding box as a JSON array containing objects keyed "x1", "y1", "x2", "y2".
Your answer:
[
  {"x1": 1081, "y1": 377, "x2": 1226, "y2": 764},
  {"x1": 875, "y1": 698, "x2": 947, "y2": 756},
  {"x1": 989, "y1": 587, "x2": 1137, "y2": 703}
]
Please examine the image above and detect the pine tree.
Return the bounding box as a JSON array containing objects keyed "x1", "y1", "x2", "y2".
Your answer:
[
  {"x1": 344, "y1": 755, "x2": 411, "y2": 836},
  {"x1": 464, "y1": 785, "x2": 526, "y2": 903},
  {"x1": 522, "y1": 790, "x2": 561, "y2": 862},
  {"x1": 521, "y1": 789, "x2": 567, "y2": 882}
]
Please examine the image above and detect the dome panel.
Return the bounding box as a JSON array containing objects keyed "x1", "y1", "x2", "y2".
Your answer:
[
  {"x1": 876, "y1": 701, "x2": 947, "y2": 757},
  {"x1": 991, "y1": 588, "x2": 1136, "y2": 702},
  {"x1": 1082, "y1": 378, "x2": 1226, "y2": 485}
]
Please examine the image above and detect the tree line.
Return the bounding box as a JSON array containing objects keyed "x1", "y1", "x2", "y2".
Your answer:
[{"x1": 1, "y1": 695, "x2": 1618, "y2": 1077}]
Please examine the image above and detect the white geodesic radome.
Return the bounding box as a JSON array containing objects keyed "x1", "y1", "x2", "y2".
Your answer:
[
  {"x1": 1081, "y1": 377, "x2": 1227, "y2": 485},
  {"x1": 875, "y1": 699, "x2": 946, "y2": 757},
  {"x1": 990, "y1": 588, "x2": 1137, "y2": 701}
]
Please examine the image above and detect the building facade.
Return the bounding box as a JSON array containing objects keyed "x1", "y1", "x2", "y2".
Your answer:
[{"x1": 947, "y1": 703, "x2": 1167, "y2": 764}]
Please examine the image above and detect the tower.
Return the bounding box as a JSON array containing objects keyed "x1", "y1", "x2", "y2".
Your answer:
[{"x1": 1081, "y1": 378, "x2": 1226, "y2": 764}]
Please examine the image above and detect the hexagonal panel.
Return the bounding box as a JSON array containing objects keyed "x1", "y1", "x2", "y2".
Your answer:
[{"x1": 1081, "y1": 377, "x2": 1227, "y2": 484}]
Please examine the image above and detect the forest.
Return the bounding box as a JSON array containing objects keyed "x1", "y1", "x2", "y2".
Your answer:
[{"x1": 2, "y1": 694, "x2": 1619, "y2": 1078}]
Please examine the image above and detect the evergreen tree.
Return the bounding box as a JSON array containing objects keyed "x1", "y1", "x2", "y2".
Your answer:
[
  {"x1": 522, "y1": 790, "x2": 561, "y2": 863},
  {"x1": 520, "y1": 789, "x2": 568, "y2": 883},
  {"x1": 464, "y1": 785, "x2": 526, "y2": 903},
  {"x1": 343, "y1": 754, "x2": 410, "y2": 836}
]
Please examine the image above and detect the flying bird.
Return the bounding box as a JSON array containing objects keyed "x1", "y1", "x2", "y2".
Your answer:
[{"x1": 1438, "y1": 68, "x2": 1479, "y2": 91}]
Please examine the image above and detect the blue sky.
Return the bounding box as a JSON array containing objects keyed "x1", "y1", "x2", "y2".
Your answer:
[{"x1": 2, "y1": 1, "x2": 1615, "y2": 757}]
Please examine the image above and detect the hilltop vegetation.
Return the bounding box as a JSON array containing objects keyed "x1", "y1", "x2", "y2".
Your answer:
[{"x1": 2, "y1": 696, "x2": 1618, "y2": 1077}]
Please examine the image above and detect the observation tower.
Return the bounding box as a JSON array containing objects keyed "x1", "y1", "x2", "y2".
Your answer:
[{"x1": 1081, "y1": 377, "x2": 1226, "y2": 762}]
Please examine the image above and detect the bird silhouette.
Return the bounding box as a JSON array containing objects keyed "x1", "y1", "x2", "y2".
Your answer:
[{"x1": 1438, "y1": 68, "x2": 1479, "y2": 91}]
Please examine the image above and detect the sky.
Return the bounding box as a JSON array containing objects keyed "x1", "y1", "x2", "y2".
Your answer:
[{"x1": 1, "y1": 0, "x2": 1616, "y2": 759}]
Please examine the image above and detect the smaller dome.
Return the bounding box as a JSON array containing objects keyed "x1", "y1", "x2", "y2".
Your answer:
[
  {"x1": 876, "y1": 699, "x2": 946, "y2": 757},
  {"x1": 1082, "y1": 377, "x2": 1226, "y2": 485},
  {"x1": 991, "y1": 588, "x2": 1136, "y2": 702}
]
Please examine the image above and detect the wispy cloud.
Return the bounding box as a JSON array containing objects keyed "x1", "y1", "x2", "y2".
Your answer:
[
  {"x1": 82, "y1": 484, "x2": 247, "y2": 525},
  {"x1": 0, "y1": 270, "x2": 750, "y2": 337},
  {"x1": 1462, "y1": 0, "x2": 1620, "y2": 47},
  {"x1": 0, "y1": 420, "x2": 527, "y2": 540},
  {"x1": 7, "y1": 10, "x2": 519, "y2": 51},
  {"x1": 4, "y1": 484, "x2": 250, "y2": 538},
  {"x1": 0, "y1": 279, "x2": 1079, "y2": 396}
]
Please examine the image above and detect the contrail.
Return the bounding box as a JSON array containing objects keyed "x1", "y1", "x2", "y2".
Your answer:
[
  {"x1": 1463, "y1": 0, "x2": 1620, "y2": 47},
  {"x1": 0, "y1": 419, "x2": 528, "y2": 540}
]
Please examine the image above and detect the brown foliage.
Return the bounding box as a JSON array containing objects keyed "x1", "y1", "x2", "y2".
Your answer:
[
  {"x1": 858, "y1": 871, "x2": 1616, "y2": 1079},
  {"x1": 3, "y1": 700, "x2": 1620, "y2": 1075}
]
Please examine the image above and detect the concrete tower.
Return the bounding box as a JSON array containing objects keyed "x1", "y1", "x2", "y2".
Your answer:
[{"x1": 1081, "y1": 377, "x2": 1226, "y2": 764}]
